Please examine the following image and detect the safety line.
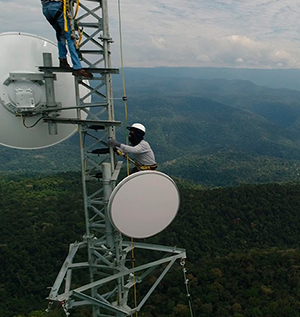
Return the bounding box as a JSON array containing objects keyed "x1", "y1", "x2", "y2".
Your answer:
[
  {"x1": 117, "y1": 0, "x2": 130, "y2": 176},
  {"x1": 181, "y1": 259, "x2": 195, "y2": 317},
  {"x1": 74, "y1": 0, "x2": 80, "y2": 18},
  {"x1": 117, "y1": 1, "x2": 138, "y2": 315}
]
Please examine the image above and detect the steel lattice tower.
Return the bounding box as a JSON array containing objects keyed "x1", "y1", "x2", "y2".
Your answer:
[{"x1": 43, "y1": 1, "x2": 187, "y2": 316}]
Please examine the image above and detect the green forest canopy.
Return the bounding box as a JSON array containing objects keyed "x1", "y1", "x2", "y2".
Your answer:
[{"x1": 1, "y1": 173, "x2": 300, "y2": 316}]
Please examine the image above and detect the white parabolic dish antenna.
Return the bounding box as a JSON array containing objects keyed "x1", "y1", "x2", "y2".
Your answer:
[
  {"x1": 0, "y1": 32, "x2": 89, "y2": 149},
  {"x1": 108, "y1": 171, "x2": 180, "y2": 238}
]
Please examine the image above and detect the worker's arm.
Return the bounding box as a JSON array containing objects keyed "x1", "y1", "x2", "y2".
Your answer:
[
  {"x1": 107, "y1": 138, "x2": 145, "y2": 154},
  {"x1": 119, "y1": 143, "x2": 144, "y2": 154},
  {"x1": 108, "y1": 139, "x2": 150, "y2": 158}
]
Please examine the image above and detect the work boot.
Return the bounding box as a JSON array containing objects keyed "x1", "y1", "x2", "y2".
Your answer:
[
  {"x1": 72, "y1": 69, "x2": 93, "y2": 79},
  {"x1": 59, "y1": 58, "x2": 71, "y2": 68}
]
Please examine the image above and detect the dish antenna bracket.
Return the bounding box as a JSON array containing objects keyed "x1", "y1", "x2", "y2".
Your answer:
[{"x1": 1, "y1": 53, "x2": 61, "y2": 119}]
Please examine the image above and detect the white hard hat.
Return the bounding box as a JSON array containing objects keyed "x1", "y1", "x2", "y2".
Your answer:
[{"x1": 127, "y1": 123, "x2": 146, "y2": 133}]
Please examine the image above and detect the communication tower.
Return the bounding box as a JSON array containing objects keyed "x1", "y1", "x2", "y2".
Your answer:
[{"x1": 0, "y1": 1, "x2": 187, "y2": 316}]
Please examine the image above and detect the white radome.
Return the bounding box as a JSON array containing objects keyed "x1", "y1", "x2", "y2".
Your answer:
[{"x1": 108, "y1": 171, "x2": 180, "y2": 238}]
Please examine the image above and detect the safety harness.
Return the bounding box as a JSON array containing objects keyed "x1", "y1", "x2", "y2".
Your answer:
[
  {"x1": 137, "y1": 163, "x2": 158, "y2": 171},
  {"x1": 43, "y1": 0, "x2": 82, "y2": 52},
  {"x1": 116, "y1": 150, "x2": 157, "y2": 171}
]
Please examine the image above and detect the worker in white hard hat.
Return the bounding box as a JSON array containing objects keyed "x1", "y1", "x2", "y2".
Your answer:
[{"x1": 107, "y1": 123, "x2": 157, "y2": 173}]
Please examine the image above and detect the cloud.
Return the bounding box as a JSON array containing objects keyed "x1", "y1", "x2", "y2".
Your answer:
[
  {"x1": 188, "y1": 34, "x2": 300, "y2": 69},
  {"x1": 109, "y1": 0, "x2": 300, "y2": 68},
  {"x1": 1, "y1": 0, "x2": 300, "y2": 68},
  {"x1": 150, "y1": 37, "x2": 167, "y2": 50},
  {"x1": 0, "y1": 0, "x2": 51, "y2": 39},
  {"x1": 235, "y1": 58, "x2": 244, "y2": 64}
]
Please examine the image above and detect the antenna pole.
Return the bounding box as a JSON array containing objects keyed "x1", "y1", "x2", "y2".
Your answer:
[
  {"x1": 102, "y1": 162, "x2": 114, "y2": 248},
  {"x1": 43, "y1": 53, "x2": 58, "y2": 135}
]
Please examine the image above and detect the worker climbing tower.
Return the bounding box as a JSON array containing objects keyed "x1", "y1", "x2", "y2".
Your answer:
[{"x1": 0, "y1": 1, "x2": 187, "y2": 316}]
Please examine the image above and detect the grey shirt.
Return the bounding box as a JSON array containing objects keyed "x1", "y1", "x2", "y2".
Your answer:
[{"x1": 119, "y1": 140, "x2": 156, "y2": 166}]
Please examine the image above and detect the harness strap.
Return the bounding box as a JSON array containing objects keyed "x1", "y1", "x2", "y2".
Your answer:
[
  {"x1": 115, "y1": 150, "x2": 157, "y2": 171},
  {"x1": 138, "y1": 164, "x2": 158, "y2": 171},
  {"x1": 63, "y1": 0, "x2": 68, "y2": 32}
]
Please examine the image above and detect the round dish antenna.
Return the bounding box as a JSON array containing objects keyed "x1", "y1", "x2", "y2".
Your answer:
[
  {"x1": 0, "y1": 32, "x2": 89, "y2": 149},
  {"x1": 108, "y1": 171, "x2": 180, "y2": 238}
]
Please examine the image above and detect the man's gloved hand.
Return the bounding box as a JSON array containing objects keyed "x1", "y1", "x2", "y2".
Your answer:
[{"x1": 107, "y1": 139, "x2": 121, "y2": 148}]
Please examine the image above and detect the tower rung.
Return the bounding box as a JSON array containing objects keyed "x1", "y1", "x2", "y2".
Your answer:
[
  {"x1": 43, "y1": 118, "x2": 121, "y2": 126},
  {"x1": 39, "y1": 102, "x2": 108, "y2": 113},
  {"x1": 78, "y1": 23, "x2": 101, "y2": 28},
  {"x1": 80, "y1": 50, "x2": 104, "y2": 55},
  {"x1": 81, "y1": 102, "x2": 108, "y2": 107}
]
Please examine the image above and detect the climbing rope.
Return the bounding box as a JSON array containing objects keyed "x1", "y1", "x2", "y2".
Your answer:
[
  {"x1": 61, "y1": 300, "x2": 70, "y2": 317},
  {"x1": 180, "y1": 259, "x2": 195, "y2": 317},
  {"x1": 69, "y1": 0, "x2": 84, "y2": 47},
  {"x1": 117, "y1": 1, "x2": 138, "y2": 315},
  {"x1": 45, "y1": 300, "x2": 53, "y2": 313},
  {"x1": 62, "y1": 0, "x2": 82, "y2": 51},
  {"x1": 74, "y1": 0, "x2": 80, "y2": 19},
  {"x1": 117, "y1": 0, "x2": 130, "y2": 176}
]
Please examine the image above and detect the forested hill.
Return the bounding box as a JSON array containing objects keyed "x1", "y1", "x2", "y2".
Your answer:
[
  {"x1": 2, "y1": 173, "x2": 300, "y2": 316},
  {"x1": 2, "y1": 70, "x2": 300, "y2": 187},
  {"x1": 112, "y1": 71, "x2": 300, "y2": 186}
]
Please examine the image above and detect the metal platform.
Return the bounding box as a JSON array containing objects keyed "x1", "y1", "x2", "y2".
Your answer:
[{"x1": 39, "y1": 66, "x2": 119, "y2": 74}]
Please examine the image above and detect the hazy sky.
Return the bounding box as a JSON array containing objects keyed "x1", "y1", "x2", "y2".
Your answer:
[{"x1": 1, "y1": 0, "x2": 300, "y2": 69}]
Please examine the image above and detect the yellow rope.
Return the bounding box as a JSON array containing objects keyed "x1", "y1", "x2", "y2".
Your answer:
[
  {"x1": 69, "y1": 0, "x2": 83, "y2": 47},
  {"x1": 74, "y1": 0, "x2": 80, "y2": 19},
  {"x1": 117, "y1": 0, "x2": 130, "y2": 176},
  {"x1": 118, "y1": 1, "x2": 137, "y2": 314},
  {"x1": 63, "y1": 0, "x2": 69, "y2": 32},
  {"x1": 78, "y1": 27, "x2": 84, "y2": 46}
]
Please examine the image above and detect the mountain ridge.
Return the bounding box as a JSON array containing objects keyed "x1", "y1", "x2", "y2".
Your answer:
[
  {"x1": 2, "y1": 72, "x2": 300, "y2": 186},
  {"x1": 120, "y1": 66, "x2": 300, "y2": 90}
]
